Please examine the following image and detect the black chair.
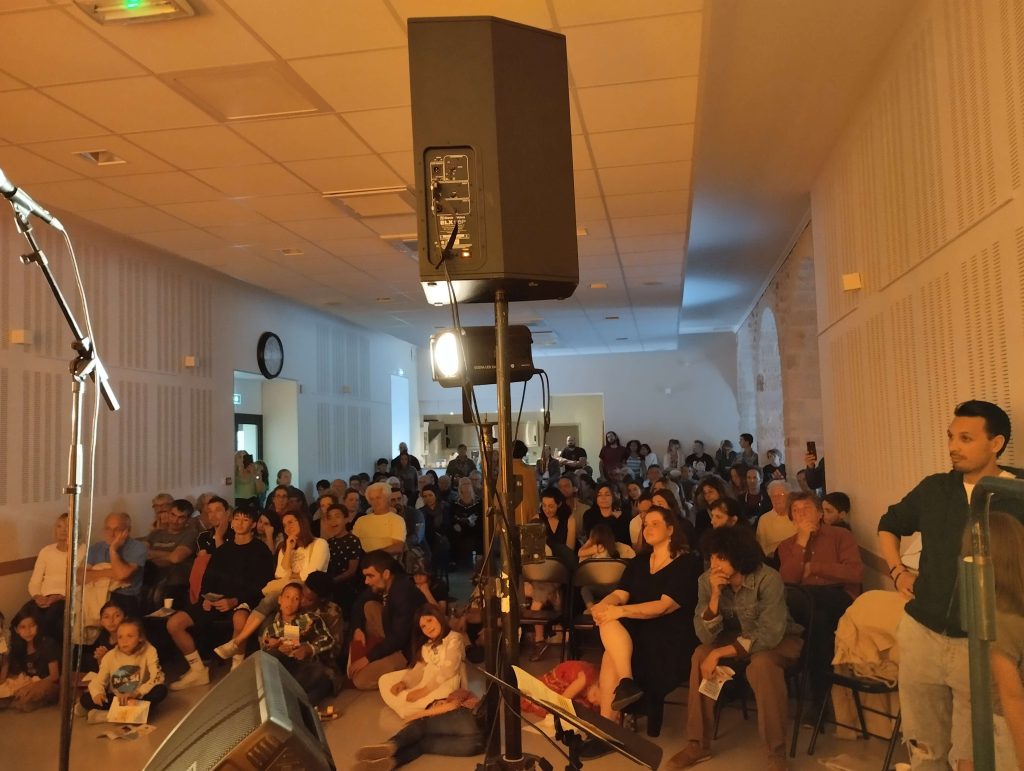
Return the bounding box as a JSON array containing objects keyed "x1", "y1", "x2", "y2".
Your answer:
[
  {"x1": 712, "y1": 584, "x2": 815, "y2": 758},
  {"x1": 519, "y1": 558, "x2": 572, "y2": 661},
  {"x1": 807, "y1": 670, "x2": 901, "y2": 771},
  {"x1": 567, "y1": 558, "x2": 629, "y2": 659}
]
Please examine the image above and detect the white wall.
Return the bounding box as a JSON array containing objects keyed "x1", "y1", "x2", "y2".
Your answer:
[
  {"x1": 0, "y1": 213, "x2": 419, "y2": 618},
  {"x1": 418, "y1": 332, "x2": 741, "y2": 462},
  {"x1": 812, "y1": 0, "x2": 1024, "y2": 554},
  {"x1": 262, "y1": 378, "x2": 300, "y2": 486}
]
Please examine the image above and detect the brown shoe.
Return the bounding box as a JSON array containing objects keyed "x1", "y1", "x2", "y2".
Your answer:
[
  {"x1": 765, "y1": 753, "x2": 789, "y2": 771},
  {"x1": 667, "y1": 741, "x2": 712, "y2": 768}
]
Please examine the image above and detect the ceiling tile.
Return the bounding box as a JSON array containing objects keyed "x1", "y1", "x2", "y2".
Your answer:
[
  {"x1": 283, "y1": 217, "x2": 377, "y2": 244},
  {"x1": 576, "y1": 236, "x2": 617, "y2": 257},
  {"x1": 101, "y1": 171, "x2": 224, "y2": 205},
  {"x1": 577, "y1": 218, "x2": 611, "y2": 239},
  {"x1": 43, "y1": 77, "x2": 214, "y2": 133},
  {"x1": 83, "y1": 3, "x2": 273, "y2": 72},
  {"x1": 231, "y1": 115, "x2": 369, "y2": 162},
  {"x1": 0, "y1": 145, "x2": 82, "y2": 183},
  {"x1": 289, "y1": 49, "x2": 410, "y2": 112},
  {"x1": 24, "y1": 135, "x2": 174, "y2": 177},
  {"x1": 616, "y1": 232, "x2": 687, "y2": 253},
  {"x1": 598, "y1": 161, "x2": 691, "y2": 196},
  {"x1": 0, "y1": 8, "x2": 145, "y2": 86},
  {"x1": 27, "y1": 178, "x2": 141, "y2": 211},
  {"x1": 222, "y1": 0, "x2": 405, "y2": 59},
  {"x1": 381, "y1": 150, "x2": 415, "y2": 184},
  {"x1": 0, "y1": 69, "x2": 26, "y2": 91},
  {"x1": 589, "y1": 124, "x2": 694, "y2": 168},
  {"x1": 390, "y1": 0, "x2": 554, "y2": 28},
  {"x1": 129, "y1": 126, "x2": 271, "y2": 169},
  {"x1": 566, "y1": 14, "x2": 700, "y2": 87},
  {"x1": 191, "y1": 163, "x2": 313, "y2": 197},
  {"x1": 157, "y1": 200, "x2": 269, "y2": 228},
  {"x1": 342, "y1": 106, "x2": 413, "y2": 153},
  {"x1": 78, "y1": 206, "x2": 191, "y2": 233},
  {"x1": 133, "y1": 228, "x2": 230, "y2": 253},
  {"x1": 611, "y1": 213, "x2": 687, "y2": 237},
  {"x1": 604, "y1": 190, "x2": 690, "y2": 218},
  {"x1": 285, "y1": 154, "x2": 403, "y2": 192},
  {"x1": 573, "y1": 168, "x2": 600, "y2": 198},
  {"x1": 203, "y1": 221, "x2": 298, "y2": 246},
  {"x1": 0, "y1": 90, "x2": 106, "y2": 143},
  {"x1": 577, "y1": 77, "x2": 697, "y2": 133},
  {"x1": 574, "y1": 197, "x2": 607, "y2": 220},
  {"x1": 238, "y1": 193, "x2": 342, "y2": 221},
  {"x1": 620, "y1": 249, "x2": 686, "y2": 266},
  {"x1": 317, "y1": 235, "x2": 400, "y2": 258},
  {"x1": 553, "y1": 0, "x2": 701, "y2": 28},
  {"x1": 359, "y1": 213, "x2": 416, "y2": 236},
  {"x1": 578, "y1": 251, "x2": 622, "y2": 269},
  {"x1": 571, "y1": 134, "x2": 593, "y2": 170}
]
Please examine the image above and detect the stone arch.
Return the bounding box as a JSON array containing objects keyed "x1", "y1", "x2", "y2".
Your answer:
[{"x1": 756, "y1": 306, "x2": 785, "y2": 464}]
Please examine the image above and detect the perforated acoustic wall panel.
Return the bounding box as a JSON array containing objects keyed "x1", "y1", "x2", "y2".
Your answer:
[
  {"x1": 0, "y1": 210, "x2": 417, "y2": 616},
  {"x1": 813, "y1": 0, "x2": 1024, "y2": 553}
]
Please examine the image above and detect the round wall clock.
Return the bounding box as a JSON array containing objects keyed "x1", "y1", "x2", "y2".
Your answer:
[{"x1": 257, "y1": 331, "x2": 284, "y2": 379}]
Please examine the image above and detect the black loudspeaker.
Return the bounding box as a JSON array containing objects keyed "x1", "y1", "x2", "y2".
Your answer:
[
  {"x1": 518, "y1": 522, "x2": 548, "y2": 566},
  {"x1": 409, "y1": 16, "x2": 579, "y2": 305},
  {"x1": 144, "y1": 652, "x2": 335, "y2": 770}
]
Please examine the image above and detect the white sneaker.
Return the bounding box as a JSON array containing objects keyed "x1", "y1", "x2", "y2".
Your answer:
[
  {"x1": 170, "y1": 666, "x2": 210, "y2": 691},
  {"x1": 214, "y1": 640, "x2": 240, "y2": 660},
  {"x1": 230, "y1": 655, "x2": 245, "y2": 671}
]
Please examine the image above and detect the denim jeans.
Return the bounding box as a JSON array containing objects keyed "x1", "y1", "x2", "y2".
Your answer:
[
  {"x1": 391, "y1": 707, "x2": 483, "y2": 767},
  {"x1": 896, "y1": 613, "x2": 970, "y2": 769}
]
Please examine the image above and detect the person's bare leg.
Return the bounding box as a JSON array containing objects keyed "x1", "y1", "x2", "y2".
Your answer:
[
  {"x1": 598, "y1": 649, "x2": 620, "y2": 720},
  {"x1": 596, "y1": 619, "x2": 633, "y2": 680},
  {"x1": 166, "y1": 611, "x2": 197, "y2": 655},
  {"x1": 229, "y1": 609, "x2": 261, "y2": 646}
]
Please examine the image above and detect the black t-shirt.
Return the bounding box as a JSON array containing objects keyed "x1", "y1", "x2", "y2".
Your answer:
[
  {"x1": 202, "y1": 538, "x2": 275, "y2": 609},
  {"x1": 685, "y1": 453, "x2": 716, "y2": 475},
  {"x1": 327, "y1": 533, "x2": 363, "y2": 578},
  {"x1": 196, "y1": 526, "x2": 234, "y2": 554},
  {"x1": 15, "y1": 636, "x2": 60, "y2": 678},
  {"x1": 562, "y1": 446, "x2": 587, "y2": 463}
]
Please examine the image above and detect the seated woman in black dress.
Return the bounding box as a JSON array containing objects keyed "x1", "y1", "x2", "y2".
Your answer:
[{"x1": 590, "y1": 505, "x2": 700, "y2": 731}]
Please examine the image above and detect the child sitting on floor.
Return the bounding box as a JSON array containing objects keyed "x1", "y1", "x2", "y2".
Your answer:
[
  {"x1": 0, "y1": 609, "x2": 60, "y2": 712},
  {"x1": 80, "y1": 618, "x2": 166, "y2": 722},
  {"x1": 259, "y1": 582, "x2": 335, "y2": 704},
  {"x1": 79, "y1": 602, "x2": 125, "y2": 673}
]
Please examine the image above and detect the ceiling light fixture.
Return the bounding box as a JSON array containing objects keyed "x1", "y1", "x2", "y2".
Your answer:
[
  {"x1": 375, "y1": 297, "x2": 392, "y2": 303},
  {"x1": 76, "y1": 149, "x2": 126, "y2": 166},
  {"x1": 589, "y1": 282, "x2": 607, "y2": 289},
  {"x1": 604, "y1": 315, "x2": 619, "y2": 320},
  {"x1": 322, "y1": 186, "x2": 409, "y2": 199},
  {"x1": 576, "y1": 227, "x2": 588, "y2": 237},
  {"x1": 75, "y1": 0, "x2": 195, "y2": 24},
  {"x1": 279, "y1": 248, "x2": 304, "y2": 257}
]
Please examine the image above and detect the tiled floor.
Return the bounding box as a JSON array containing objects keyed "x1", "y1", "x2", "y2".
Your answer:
[{"x1": 0, "y1": 661, "x2": 904, "y2": 770}]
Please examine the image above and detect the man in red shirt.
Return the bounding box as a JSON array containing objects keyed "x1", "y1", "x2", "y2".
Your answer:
[{"x1": 777, "y1": 492, "x2": 863, "y2": 719}]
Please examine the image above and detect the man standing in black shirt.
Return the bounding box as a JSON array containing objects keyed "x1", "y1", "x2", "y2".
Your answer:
[{"x1": 878, "y1": 400, "x2": 1023, "y2": 769}]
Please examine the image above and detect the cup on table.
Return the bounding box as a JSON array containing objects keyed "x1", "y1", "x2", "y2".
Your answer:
[{"x1": 163, "y1": 598, "x2": 173, "y2": 610}]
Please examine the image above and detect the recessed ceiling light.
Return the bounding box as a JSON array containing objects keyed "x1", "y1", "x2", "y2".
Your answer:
[
  {"x1": 604, "y1": 315, "x2": 619, "y2": 320},
  {"x1": 279, "y1": 248, "x2": 304, "y2": 257},
  {"x1": 376, "y1": 297, "x2": 392, "y2": 303},
  {"x1": 616, "y1": 337, "x2": 629, "y2": 341},
  {"x1": 590, "y1": 282, "x2": 607, "y2": 289},
  {"x1": 576, "y1": 227, "x2": 588, "y2": 237},
  {"x1": 76, "y1": 149, "x2": 126, "y2": 166}
]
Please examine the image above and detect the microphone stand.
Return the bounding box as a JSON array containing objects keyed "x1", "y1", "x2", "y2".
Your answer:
[{"x1": 7, "y1": 204, "x2": 119, "y2": 771}]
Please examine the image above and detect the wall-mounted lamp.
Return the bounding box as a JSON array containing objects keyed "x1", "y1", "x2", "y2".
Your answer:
[
  {"x1": 9, "y1": 329, "x2": 31, "y2": 345},
  {"x1": 183, "y1": 355, "x2": 197, "y2": 368},
  {"x1": 842, "y1": 272, "x2": 863, "y2": 291}
]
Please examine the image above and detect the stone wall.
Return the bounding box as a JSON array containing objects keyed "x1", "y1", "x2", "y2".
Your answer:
[{"x1": 735, "y1": 224, "x2": 823, "y2": 467}]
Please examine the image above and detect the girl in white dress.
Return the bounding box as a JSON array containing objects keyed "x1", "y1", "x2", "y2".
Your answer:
[{"x1": 379, "y1": 606, "x2": 466, "y2": 719}]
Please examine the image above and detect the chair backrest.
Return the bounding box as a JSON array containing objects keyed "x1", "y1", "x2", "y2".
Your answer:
[
  {"x1": 521, "y1": 557, "x2": 571, "y2": 585},
  {"x1": 573, "y1": 558, "x2": 628, "y2": 588}
]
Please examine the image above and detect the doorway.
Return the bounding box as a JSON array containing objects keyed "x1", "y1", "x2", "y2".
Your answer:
[{"x1": 235, "y1": 413, "x2": 263, "y2": 459}]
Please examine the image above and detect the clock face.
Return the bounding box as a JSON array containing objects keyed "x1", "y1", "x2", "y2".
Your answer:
[{"x1": 257, "y1": 332, "x2": 284, "y2": 379}]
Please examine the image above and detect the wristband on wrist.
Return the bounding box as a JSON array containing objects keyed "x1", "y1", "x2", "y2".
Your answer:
[{"x1": 891, "y1": 566, "x2": 906, "y2": 583}]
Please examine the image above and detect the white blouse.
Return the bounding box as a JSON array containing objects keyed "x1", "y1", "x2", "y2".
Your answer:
[{"x1": 401, "y1": 631, "x2": 466, "y2": 693}]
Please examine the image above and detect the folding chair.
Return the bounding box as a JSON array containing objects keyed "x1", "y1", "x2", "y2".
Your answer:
[
  {"x1": 807, "y1": 670, "x2": 902, "y2": 771},
  {"x1": 519, "y1": 558, "x2": 572, "y2": 661},
  {"x1": 567, "y1": 558, "x2": 628, "y2": 659}
]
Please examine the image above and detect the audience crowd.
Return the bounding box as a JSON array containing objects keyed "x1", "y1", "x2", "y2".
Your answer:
[{"x1": 2, "y1": 408, "x2": 1023, "y2": 771}]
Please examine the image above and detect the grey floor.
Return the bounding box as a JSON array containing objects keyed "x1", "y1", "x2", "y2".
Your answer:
[{"x1": 0, "y1": 658, "x2": 904, "y2": 771}]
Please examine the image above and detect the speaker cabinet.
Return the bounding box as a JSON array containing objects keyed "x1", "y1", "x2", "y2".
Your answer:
[
  {"x1": 409, "y1": 16, "x2": 579, "y2": 304},
  {"x1": 144, "y1": 652, "x2": 335, "y2": 770}
]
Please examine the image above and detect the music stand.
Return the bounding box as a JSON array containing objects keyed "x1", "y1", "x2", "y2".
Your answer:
[{"x1": 474, "y1": 666, "x2": 662, "y2": 771}]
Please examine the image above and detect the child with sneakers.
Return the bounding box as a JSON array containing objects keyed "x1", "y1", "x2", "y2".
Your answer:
[{"x1": 80, "y1": 618, "x2": 166, "y2": 722}]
